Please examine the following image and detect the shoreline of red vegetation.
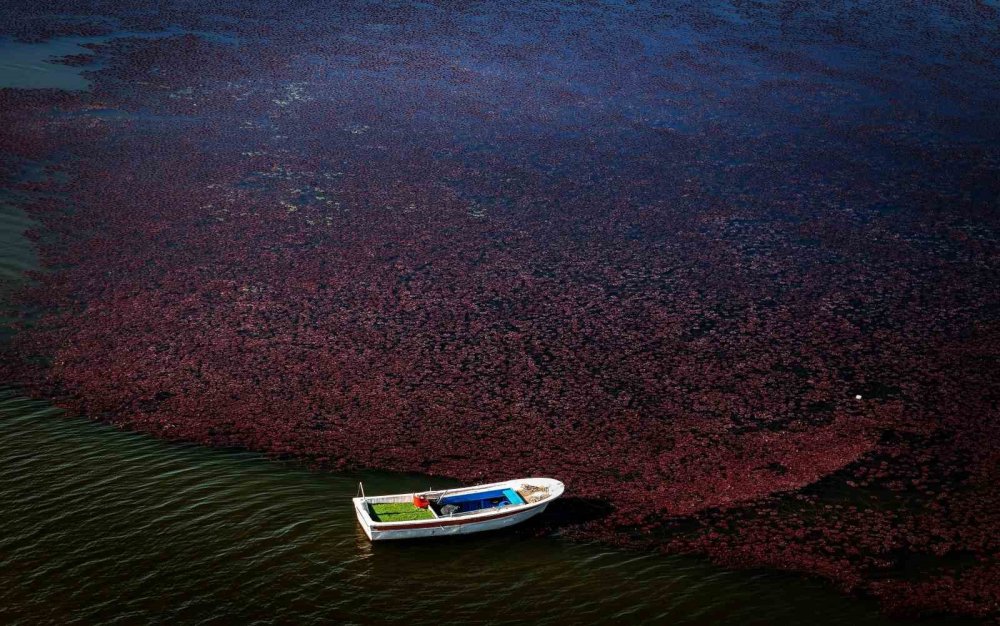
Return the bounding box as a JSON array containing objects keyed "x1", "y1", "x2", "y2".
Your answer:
[{"x1": 1, "y1": 1, "x2": 998, "y2": 620}]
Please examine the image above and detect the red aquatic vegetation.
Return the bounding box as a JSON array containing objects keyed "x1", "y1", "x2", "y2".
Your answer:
[{"x1": 1, "y1": 0, "x2": 999, "y2": 620}]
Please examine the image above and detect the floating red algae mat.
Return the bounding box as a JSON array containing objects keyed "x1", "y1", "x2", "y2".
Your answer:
[{"x1": 1, "y1": 1, "x2": 999, "y2": 620}]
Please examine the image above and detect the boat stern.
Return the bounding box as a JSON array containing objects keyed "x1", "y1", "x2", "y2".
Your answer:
[{"x1": 352, "y1": 497, "x2": 375, "y2": 541}]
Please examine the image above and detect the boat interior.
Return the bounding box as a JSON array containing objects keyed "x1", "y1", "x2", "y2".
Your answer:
[
  {"x1": 365, "y1": 483, "x2": 550, "y2": 523},
  {"x1": 430, "y1": 488, "x2": 525, "y2": 516}
]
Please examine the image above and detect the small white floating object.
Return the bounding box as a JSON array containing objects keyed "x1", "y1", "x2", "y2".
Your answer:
[
  {"x1": 855, "y1": 394, "x2": 863, "y2": 400},
  {"x1": 353, "y1": 477, "x2": 564, "y2": 542}
]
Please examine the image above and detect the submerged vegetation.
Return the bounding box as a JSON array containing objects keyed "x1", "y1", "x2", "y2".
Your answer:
[{"x1": 0, "y1": 0, "x2": 997, "y2": 620}]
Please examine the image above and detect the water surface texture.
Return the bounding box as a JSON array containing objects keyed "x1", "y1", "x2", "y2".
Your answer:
[
  {"x1": 1, "y1": 1, "x2": 998, "y2": 621},
  {"x1": 0, "y1": 391, "x2": 947, "y2": 625}
]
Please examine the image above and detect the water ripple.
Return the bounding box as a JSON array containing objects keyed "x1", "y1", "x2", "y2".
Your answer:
[{"x1": 0, "y1": 390, "x2": 950, "y2": 625}]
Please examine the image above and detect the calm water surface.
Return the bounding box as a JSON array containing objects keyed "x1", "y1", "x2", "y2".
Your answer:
[{"x1": 0, "y1": 390, "x2": 964, "y2": 626}]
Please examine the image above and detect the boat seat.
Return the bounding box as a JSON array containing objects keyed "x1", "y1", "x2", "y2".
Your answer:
[{"x1": 503, "y1": 488, "x2": 526, "y2": 505}]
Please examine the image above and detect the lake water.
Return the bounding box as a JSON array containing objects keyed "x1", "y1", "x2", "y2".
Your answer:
[
  {"x1": 0, "y1": 389, "x2": 943, "y2": 625},
  {"x1": 0, "y1": 30, "x2": 980, "y2": 626}
]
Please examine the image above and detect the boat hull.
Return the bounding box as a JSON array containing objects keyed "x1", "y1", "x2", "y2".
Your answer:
[{"x1": 353, "y1": 477, "x2": 563, "y2": 542}]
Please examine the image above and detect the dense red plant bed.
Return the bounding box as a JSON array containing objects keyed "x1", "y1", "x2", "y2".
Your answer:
[{"x1": 1, "y1": 1, "x2": 998, "y2": 620}]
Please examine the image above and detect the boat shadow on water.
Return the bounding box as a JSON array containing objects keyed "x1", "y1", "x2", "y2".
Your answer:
[
  {"x1": 523, "y1": 496, "x2": 615, "y2": 531},
  {"x1": 359, "y1": 497, "x2": 614, "y2": 549}
]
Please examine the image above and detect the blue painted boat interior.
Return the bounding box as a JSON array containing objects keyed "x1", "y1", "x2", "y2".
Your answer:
[{"x1": 437, "y1": 487, "x2": 525, "y2": 513}]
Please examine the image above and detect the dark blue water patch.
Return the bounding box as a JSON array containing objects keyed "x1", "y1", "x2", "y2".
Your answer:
[
  {"x1": 0, "y1": 160, "x2": 66, "y2": 291},
  {"x1": 0, "y1": 202, "x2": 38, "y2": 286},
  {"x1": 0, "y1": 37, "x2": 99, "y2": 90},
  {"x1": 0, "y1": 27, "x2": 237, "y2": 91}
]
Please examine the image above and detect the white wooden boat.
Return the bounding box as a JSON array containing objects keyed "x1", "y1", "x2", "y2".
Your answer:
[{"x1": 353, "y1": 477, "x2": 564, "y2": 541}]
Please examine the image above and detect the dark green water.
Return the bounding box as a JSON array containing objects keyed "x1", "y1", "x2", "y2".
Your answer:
[{"x1": 0, "y1": 390, "x2": 962, "y2": 626}]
